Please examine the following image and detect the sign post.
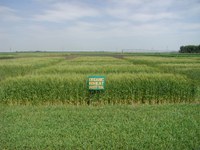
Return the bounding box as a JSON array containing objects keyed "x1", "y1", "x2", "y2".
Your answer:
[
  {"x1": 88, "y1": 76, "x2": 105, "y2": 90},
  {"x1": 87, "y1": 76, "x2": 105, "y2": 104}
]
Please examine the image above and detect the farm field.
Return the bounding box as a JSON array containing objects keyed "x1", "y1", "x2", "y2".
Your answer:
[
  {"x1": 0, "y1": 52, "x2": 200, "y2": 149},
  {"x1": 1, "y1": 104, "x2": 200, "y2": 149},
  {"x1": 0, "y1": 52, "x2": 200, "y2": 104}
]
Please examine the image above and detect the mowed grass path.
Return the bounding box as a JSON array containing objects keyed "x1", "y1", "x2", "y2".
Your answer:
[{"x1": 1, "y1": 104, "x2": 199, "y2": 149}]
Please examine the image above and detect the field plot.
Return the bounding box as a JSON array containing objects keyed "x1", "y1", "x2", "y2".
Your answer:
[
  {"x1": 0, "y1": 53, "x2": 199, "y2": 104},
  {"x1": 0, "y1": 52, "x2": 200, "y2": 149},
  {"x1": 1, "y1": 104, "x2": 199, "y2": 149}
]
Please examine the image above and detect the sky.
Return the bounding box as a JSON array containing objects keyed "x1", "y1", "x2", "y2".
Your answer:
[{"x1": 0, "y1": 0, "x2": 200, "y2": 52}]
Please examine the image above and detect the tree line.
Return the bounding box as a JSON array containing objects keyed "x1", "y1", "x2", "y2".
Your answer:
[{"x1": 179, "y1": 45, "x2": 200, "y2": 53}]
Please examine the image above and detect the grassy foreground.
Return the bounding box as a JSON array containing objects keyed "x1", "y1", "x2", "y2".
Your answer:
[{"x1": 1, "y1": 104, "x2": 199, "y2": 149}]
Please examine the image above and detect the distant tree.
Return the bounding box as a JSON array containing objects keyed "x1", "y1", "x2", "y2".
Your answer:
[{"x1": 179, "y1": 45, "x2": 200, "y2": 53}]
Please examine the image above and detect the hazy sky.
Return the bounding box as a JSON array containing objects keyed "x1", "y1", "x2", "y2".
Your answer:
[{"x1": 0, "y1": 0, "x2": 200, "y2": 52}]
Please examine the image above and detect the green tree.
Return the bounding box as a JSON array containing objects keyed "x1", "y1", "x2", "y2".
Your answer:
[{"x1": 179, "y1": 45, "x2": 200, "y2": 53}]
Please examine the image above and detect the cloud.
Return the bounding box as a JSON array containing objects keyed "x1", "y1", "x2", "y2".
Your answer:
[
  {"x1": 108, "y1": 0, "x2": 143, "y2": 6},
  {"x1": 0, "y1": 5, "x2": 22, "y2": 21},
  {"x1": 106, "y1": 0, "x2": 179, "y2": 22},
  {"x1": 0, "y1": 0, "x2": 199, "y2": 51},
  {"x1": 34, "y1": 2, "x2": 100, "y2": 22}
]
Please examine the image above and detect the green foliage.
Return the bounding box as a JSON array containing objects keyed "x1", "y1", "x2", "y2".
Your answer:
[
  {"x1": 0, "y1": 64, "x2": 33, "y2": 81},
  {"x1": 0, "y1": 57, "x2": 64, "y2": 81},
  {"x1": 1, "y1": 104, "x2": 200, "y2": 149},
  {"x1": 37, "y1": 64, "x2": 156, "y2": 74},
  {"x1": 105, "y1": 74, "x2": 196, "y2": 104},
  {"x1": 0, "y1": 53, "x2": 200, "y2": 149},
  {"x1": 0, "y1": 75, "x2": 86, "y2": 104},
  {"x1": 179, "y1": 45, "x2": 200, "y2": 53},
  {"x1": 0, "y1": 74, "x2": 196, "y2": 104},
  {"x1": 0, "y1": 53, "x2": 199, "y2": 104}
]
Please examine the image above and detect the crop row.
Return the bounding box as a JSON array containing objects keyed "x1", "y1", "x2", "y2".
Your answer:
[
  {"x1": 0, "y1": 57, "x2": 64, "y2": 81},
  {"x1": 0, "y1": 73, "x2": 196, "y2": 105},
  {"x1": 37, "y1": 64, "x2": 157, "y2": 74}
]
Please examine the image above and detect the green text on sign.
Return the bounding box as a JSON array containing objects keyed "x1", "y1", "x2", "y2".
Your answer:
[{"x1": 88, "y1": 76, "x2": 105, "y2": 90}]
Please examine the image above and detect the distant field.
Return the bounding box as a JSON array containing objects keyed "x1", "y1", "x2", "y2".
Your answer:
[
  {"x1": 0, "y1": 52, "x2": 199, "y2": 104},
  {"x1": 1, "y1": 104, "x2": 199, "y2": 149},
  {"x1": 0, "y1": 52, "x2": 200, "y2": 149}
]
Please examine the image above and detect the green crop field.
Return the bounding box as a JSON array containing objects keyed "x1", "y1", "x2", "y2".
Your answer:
[
  {"x1": 1, "y1": 104, "x2": 200, "y2": 149},
  {"x1": 0, "y1": 52, "x2": 199, "y2": 104},
  {"x1": 0, "y1": 52, "x2": 200, "y2": 149}
]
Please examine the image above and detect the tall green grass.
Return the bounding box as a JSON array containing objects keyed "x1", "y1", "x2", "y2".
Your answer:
[
  {"x1": 156, "y1": 63, "x2": 200, "y2": 85},
  {"x1": 0, "y1": 73, "x2": 196, "y2": 104},
  {"x1": 0, "y1": 57, "x2": 64, "y2": 81},
  {"x1": 104, "y1": 74, "x2": 196, "y2": 104},
  {"x1": 37, "y1": 64, "x2": 157, "y2": 74},
  {"x1": 0, "y1": 54, "x2": 199, "y2": 105},
  {"x1": 125, "y1": 56, "x2": 200, "y2": 65},
  {"x1": 0, "y1": 64, "x2": 34, "y2": 81}
]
